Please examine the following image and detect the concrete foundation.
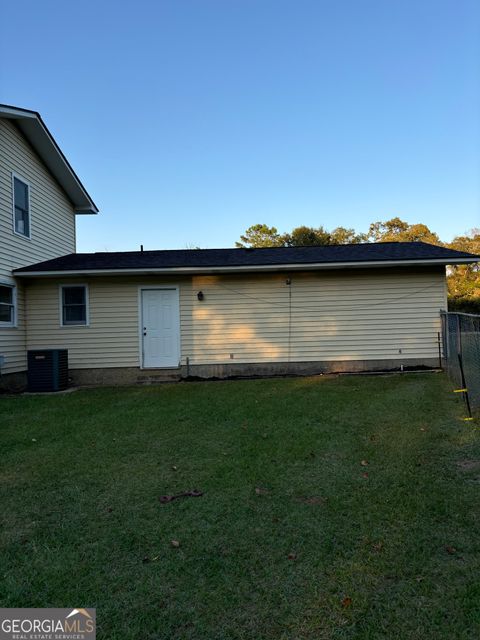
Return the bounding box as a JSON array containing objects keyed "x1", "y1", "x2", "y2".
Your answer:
[{"x1": 68, "y1": 358, "x2": 441, "y2": 387}]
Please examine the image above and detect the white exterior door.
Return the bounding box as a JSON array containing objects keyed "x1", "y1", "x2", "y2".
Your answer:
[{"x1": 141, "y1": 289, "x2": 180, "y2": 368}]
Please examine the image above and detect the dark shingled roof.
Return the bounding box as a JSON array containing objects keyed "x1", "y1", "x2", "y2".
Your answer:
[{"x1": 14, "y1": 242, "x2": 479, "y2": 274}]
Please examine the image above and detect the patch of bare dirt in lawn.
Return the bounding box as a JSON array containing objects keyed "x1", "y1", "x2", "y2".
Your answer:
[
  {"x1": 457, "y1": 459, "x2": 480, "y2": 471},
  {"x1": 296, "y1": 496, "x2": 328, "y2": 505}
]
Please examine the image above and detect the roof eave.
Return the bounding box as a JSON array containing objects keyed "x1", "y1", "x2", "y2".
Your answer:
[
  {"x1": 13, "y1": 256, "x2": 479, "y2": 278},
  {"x1": 0, "y1": 104, "x2": 98, "y2": 214}
]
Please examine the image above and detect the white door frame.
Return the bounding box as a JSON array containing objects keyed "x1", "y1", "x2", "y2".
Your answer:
[{"x1": 138, "y1": 286, "x2": 181, "y2": 369}]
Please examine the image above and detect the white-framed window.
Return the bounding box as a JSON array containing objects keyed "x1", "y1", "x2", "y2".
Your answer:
[
  {"x1": 60, "y1": 284, "x2": 89, "y2": 326},
  {"x1": 0, "y1": 284, "x2": 16, "y2": 327},
  {"x1": 12, "y1": 173, "x2": 31, "y2": 238}
]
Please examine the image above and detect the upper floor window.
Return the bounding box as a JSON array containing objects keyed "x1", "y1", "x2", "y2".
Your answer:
[
  {"x1": 60, "y1": 285, "x2": 89, "y2": 326},
  {"x1": 12, "y1": 174, "x2": 31, "y2": 238},
  {"x1": 0, "y1": 284, "x2": 16, "y2": 326}
]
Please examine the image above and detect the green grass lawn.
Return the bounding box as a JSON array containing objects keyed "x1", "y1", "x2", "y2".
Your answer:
[{"x1": 1, "y1": 373, "x2": 479, "y2": 639}]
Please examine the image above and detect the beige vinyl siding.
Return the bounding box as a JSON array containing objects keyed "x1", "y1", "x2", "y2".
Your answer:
[
  {"x1": 26, "y1": 277, "x2": 188, "y2": 369},
  {"x1": 0, "y1": 278, "x2": 26, "y2": 374},
  {"x1": 25, "y1": 268, "x2": 447, "y2": 369},
  {"x1": 0, "y1": 119, "x2": 76, "y2": 276},
  {"x1": 0, "y1": 119, "x2": 76, "y2": 373},
  {"x1": 185, "y1": 269, "x2": 446, "y2": 363}
]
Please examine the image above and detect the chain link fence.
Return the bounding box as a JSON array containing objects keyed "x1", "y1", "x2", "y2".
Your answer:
[{"x1": 441, "y1": 311, "x2": 480, "y2": 412}]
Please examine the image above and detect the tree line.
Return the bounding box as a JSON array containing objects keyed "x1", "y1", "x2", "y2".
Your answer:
[{"x1": 235, "y1": 218, "x2": 480, "y2": 312}]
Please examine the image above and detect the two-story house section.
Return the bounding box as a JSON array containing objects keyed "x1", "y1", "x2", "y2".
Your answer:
[{"x1": 0, "y1": 105, "x2": 98, "y2": 382}]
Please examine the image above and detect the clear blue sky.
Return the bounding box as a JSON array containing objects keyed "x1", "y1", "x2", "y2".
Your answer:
[{"x1": 1, "y1": 0, "x2": 479, "y2": 251}]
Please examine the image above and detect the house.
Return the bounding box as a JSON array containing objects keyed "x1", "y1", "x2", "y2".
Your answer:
[{"x1": 1, "y1": 105, "x2": 479, "y2": 389}]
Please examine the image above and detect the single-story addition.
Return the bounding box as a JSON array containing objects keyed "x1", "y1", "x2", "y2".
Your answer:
[{"x1": 12, "y1": 241, "x2": 480, "y2": 385}]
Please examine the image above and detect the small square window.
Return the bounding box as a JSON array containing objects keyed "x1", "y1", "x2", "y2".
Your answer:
[
  {"x1": 0, "y1": 285, "x2": 15, "y2": 325},
  {"x1": 12, "y1": 175, "x2": 30, "y2": 238},
  {"x1": 61, "y1": 285, "x2": 88, "y2": 326}
]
